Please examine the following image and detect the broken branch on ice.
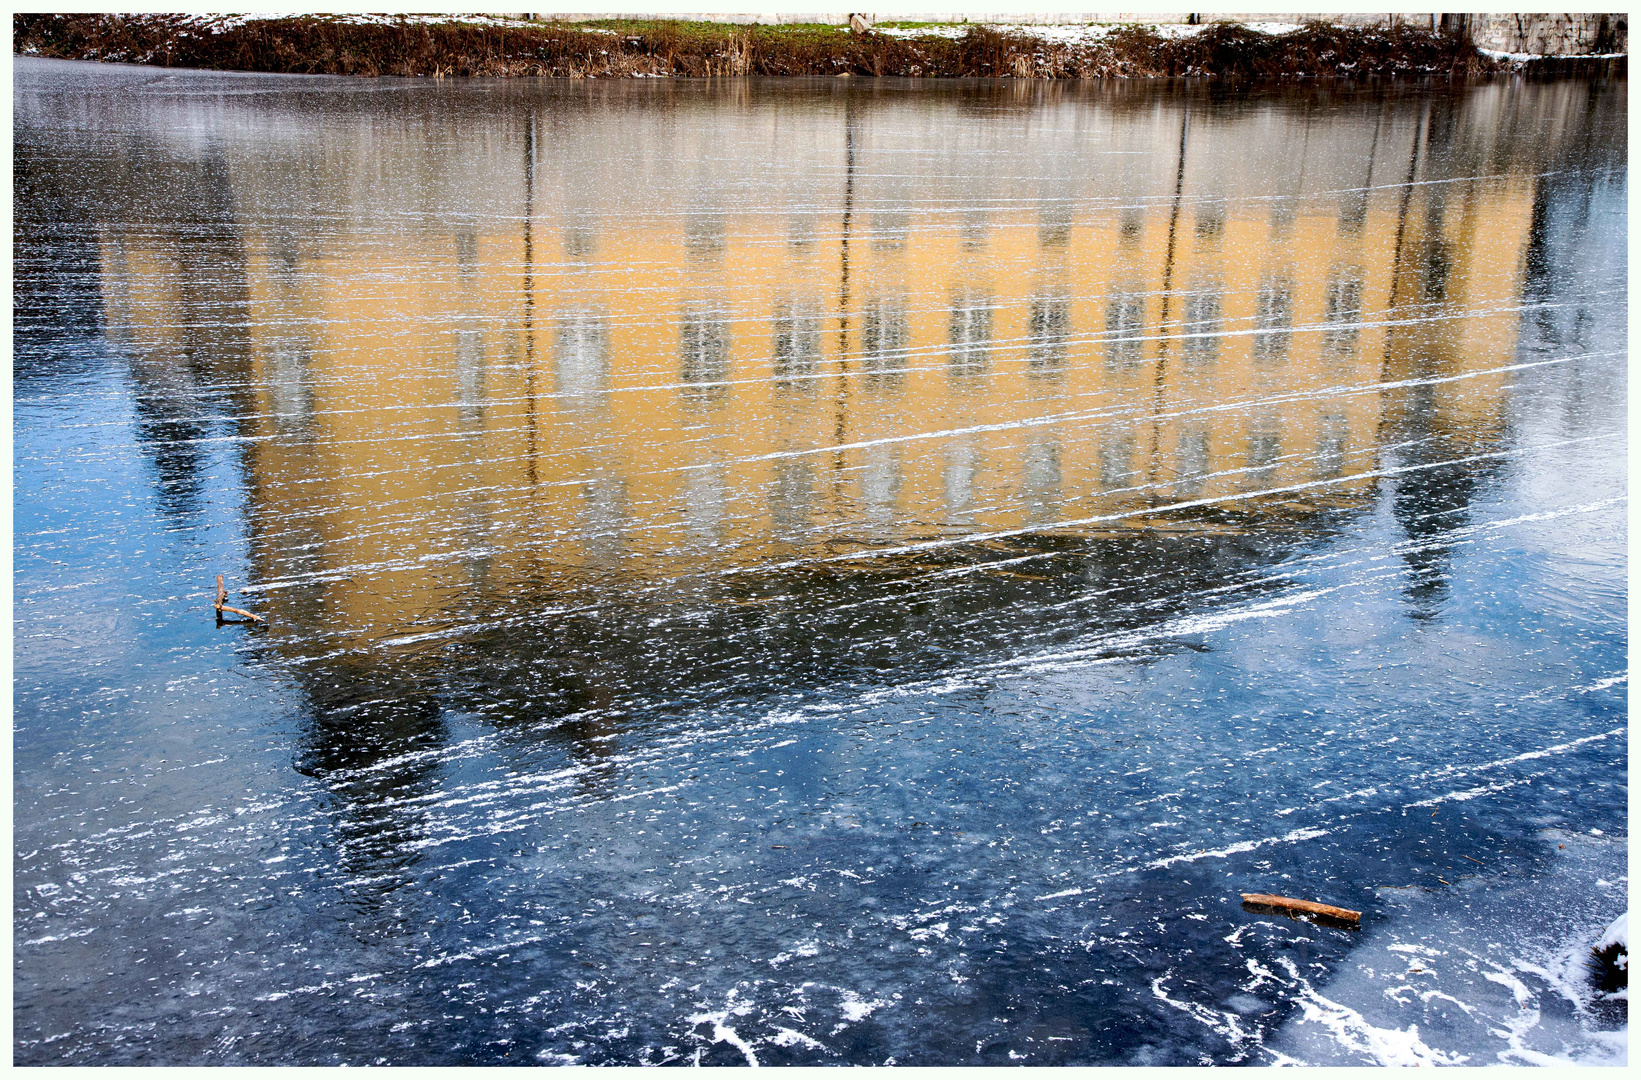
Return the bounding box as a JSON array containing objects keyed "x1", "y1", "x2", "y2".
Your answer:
[
  {"x1": 1240, "y1": 893, "x2": 1361, "y2": 929},
  {"x1": 214, "y1": 574, "x2": 265, "y2": 623}
]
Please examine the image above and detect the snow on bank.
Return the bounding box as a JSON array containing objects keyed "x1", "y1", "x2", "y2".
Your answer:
[
  {"x1": 178, "y1": 14, "x2": 543, "y2": 32},
  {"x1": 1595, "y1": 910, "x2": 1629, "y2": 999},
  {"x1": 1599, "y1": 911, "x2": 1628, "y2": 954},
  {"x1": 1478, "y1": 47, "x2": 1628, "y2": 62},
  {"x1": 172, "y1": 15, "x2": 1311, "y2": 43},
  {"x1": 877, "y1": 21, "x2": 1302, "y2": 44}
]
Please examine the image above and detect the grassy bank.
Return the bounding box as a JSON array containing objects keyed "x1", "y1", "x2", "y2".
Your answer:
[{"x1": 13, "y1": 14, "x2": 1514, "y2": 79}]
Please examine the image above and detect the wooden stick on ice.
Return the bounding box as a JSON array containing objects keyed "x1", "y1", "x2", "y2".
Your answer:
[
  {"x1": 1241, "y1": 893, "x2": 1361, "y2": 928},
  {"x1": 214, "y1": 574, "x2": 265, "y2": 623}
]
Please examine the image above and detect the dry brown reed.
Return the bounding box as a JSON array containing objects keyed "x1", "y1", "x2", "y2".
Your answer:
[{"x1": 13, "y1": 14, "x2": 1527, "y2": 80}]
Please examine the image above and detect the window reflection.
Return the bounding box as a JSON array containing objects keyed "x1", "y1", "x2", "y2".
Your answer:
[
  {"x1": 680, "y1": 302, "x2": 730, "y2": 405},
  {"x1": 268, "y1": 341, "x2": 314, "y2": 430},
  {"x1": 1028, "y1": 289, "x2": 1071, "y2": 374},
  {"x1": 1316, "y1": 413, "x2": 1349, "y2": 479},
  {"x1": 1105, "y1": 292, "x2": 1145, "y2": 367},
  {"x1": 564, "y1": 214, "x2": 597, "y2": 261},
  {"x1": 1253, "y1": 278, "x2": 1292, "y2": 365},
  {"x1": 772, "y1": 298, "x2": 823, "y2": 388},
  {"x1": 1338, "y1": 190, "x2": 1368, "y2": 235},
  {"x1": 861, "y1": 295, "x2": 909, "y2": 391},
  {"x1": 1194, "y1": 202, "x2": 1225, "y2": 241},
  {"x1": 961, "y1": 209, "x2": 989, "y2": 251},
  {"x1": 1023, "y1": 435, "x2": 1061, "y2": 522},
  {"x1": 1119, "y1": 206, "x2": 1145, "y2": 244},
  {"x1": 862, "y1": 444, "x2": 901, "y2": 523},
  {"x1": 1244, "y1": 417, "x2": 1283, "y2": 487},
  {"x1": 1323, "y1": 270, "x2": 1364, "y2": 356},
  {"x1": 1038, "y1": 203, "x2": 1073, "y2": 248},
  {"x1": 948, "y1": 287, "x2": 992, "y2": 376},
  {"x1": 685, "y1": 464, "x2": 726, "y2": 544},
  {"x1": 1098, "y1": 433, "x2": 1135, "y2": 491},
  {"x1": 1269, "y1": 202, "x2": 1297, "y2": 240},
  {"x1": 454, "y1": 228, "x2": 479, "y2": 282},
  {"x1": 579, "y1": 472, "x2": 627, "y2": 565},
  {"x1": 944, "y1": 438, "x2": 977, "y2": 523},
  {"x1": 770, "y1": 457, "x2": 813, "y2": 541},
  {"x1": 1182, "y1": 288, "x2": 1221, "y2": 364},
  {"x1": 1174, "y1": 428, "x2": 1211, "y2": 496},
  {"x1": 454, "y1": 323, "x2": 484, "y2": 427},
  {"x1": 556, "y1": 311, "x2": 609, "y2": 406}
]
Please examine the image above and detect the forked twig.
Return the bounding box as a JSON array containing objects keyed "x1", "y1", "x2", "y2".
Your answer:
[{"x1": 214, "y1": 574, "x2": 265, "y2": 623}]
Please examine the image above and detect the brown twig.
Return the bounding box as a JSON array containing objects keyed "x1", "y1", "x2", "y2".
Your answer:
[
  {"x1": 1241, "y1": 893, "x2": 1361, "y2": 929},
  {"x1": 214, "y1": 573, "x2": 265, "y2": 623}
]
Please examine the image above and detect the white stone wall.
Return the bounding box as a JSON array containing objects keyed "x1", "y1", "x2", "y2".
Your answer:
[{"x1": 1469, "y1": 13, "x2": 1626, "y2": 56}]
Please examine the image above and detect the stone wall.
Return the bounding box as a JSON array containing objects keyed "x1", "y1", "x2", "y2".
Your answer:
[{"x1": 1469, "y1": 13, "x2": 1626, "y2": 56}]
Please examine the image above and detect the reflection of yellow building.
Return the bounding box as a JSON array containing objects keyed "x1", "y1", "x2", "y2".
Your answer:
[{"x1": 95, "y1": 106, "x2": 1534, "y2": 651}]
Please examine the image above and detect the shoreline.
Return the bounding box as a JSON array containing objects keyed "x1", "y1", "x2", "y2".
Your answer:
[{"x1": 14, "y1": 14, "x2": 1624, "y2": 81}]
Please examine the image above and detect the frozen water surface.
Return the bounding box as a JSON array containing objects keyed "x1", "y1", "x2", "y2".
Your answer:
[{"x1": 13, "y1": 58, "x2": 1627, "y2": 1064}]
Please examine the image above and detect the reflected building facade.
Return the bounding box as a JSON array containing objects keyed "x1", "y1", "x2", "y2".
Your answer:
[{"x1": 67, "y1": 81, "x2": 1557, "y2": 669}]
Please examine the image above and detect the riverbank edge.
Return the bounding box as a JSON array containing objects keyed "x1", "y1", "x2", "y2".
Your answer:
[{"x1": 19, "y1": 14, "x2": 1624, "y2": 80}]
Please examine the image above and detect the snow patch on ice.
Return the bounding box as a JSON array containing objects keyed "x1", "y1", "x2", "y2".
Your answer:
[
  {"x1": 769, "y1": 1026, "x2": 825, "y2": 1050},
  {"x1": 1290, "y1": 984, "x2": 1469, "y2": 1065},
  {"x1": 687, "y1": 1004, "x2": 761, "y2": 1067},
  {"x1": 837, "y1": 990, "x2": 891, "y2": 1023}
]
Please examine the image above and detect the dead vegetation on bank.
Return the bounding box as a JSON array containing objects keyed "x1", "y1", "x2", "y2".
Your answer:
[{"x1": 13, "y1": 14, "x2": 1515, "y2": 80}]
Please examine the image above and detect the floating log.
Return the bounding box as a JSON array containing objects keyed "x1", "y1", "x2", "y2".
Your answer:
[
  {"x1": 1241, "y1": 893, "x2": 1361, "y2": 929},
  {"x1": 214, "y1": 573, "x2": 265, "y2": 623}
]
